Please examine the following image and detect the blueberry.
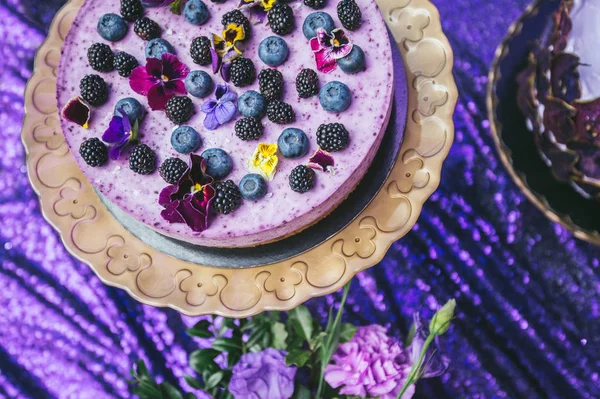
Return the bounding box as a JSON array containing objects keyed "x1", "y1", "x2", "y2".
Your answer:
[
  {"x1": 145, "y1": 38, "x2": 175, "y2": 59},
  {"x1": 302, "y1": 12, "x2": 335, "y2": 39},
  {"x1": 258, "y1": 36, "x2": 289, "y2": 67},
  {"x1": 238, "y1": 91, "x2": 266, "y2": 118},
  {"x1": 184, "y1": 0, "x2": 210, "y2": 26},
  {"x1": 171, "y1": 126, "x2": 202, "y2": 154},
  {"x1": 201, "y1": 148, "x2": 233, "y2": 179},
  {"x1": 115, "y1": 98, "x2": 146, "y2": 122},
  {"x1": 319, "y1": 81, "x2": 352, "y2": 113},
  {"x1": 338, "y1": 45, "x2": 366, "y2": 74},
  {"x1": 185, "y1": 71, "x2": 214, "y2": 98},
  {"x1": 97, "y1": 14, "x2": 128, "y2": 42},
  {"x1": 239, "y1": 174, "x2": 267, "y2": 200},
  {"x1": 278, "y1": 128, "x2": 309, "y2": 158}
]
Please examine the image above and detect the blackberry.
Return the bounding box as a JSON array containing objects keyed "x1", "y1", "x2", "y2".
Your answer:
[
  {"x1": 222, "y1": 10, "x2": 251, "y2": 39},
  {"x1": 159, "y1": 157, "x2": 188, "y2": 184},
  {"x1": 258, "y1": 69, "x2": 284, "y2": 101},
  {"x1": 165, "y1": 96, "x2": 194, "y2": 125},
  {"x1": 296, "y1": 68, "x2": 319, "y2": 98},
  {"x1": 212, "y1": 180, "x2": 242, "y2": 215},
  {"x1": 337, "y1": 0, "x2": 362, "y2": 31},
  {"x1": 304, "y1": 0, "x2": 327, "y2": 9},
  {"x1": 267, "y1": 100, "x2": 295, "y2": 124},
  {"x1": 134, "y1": 17, "x2": 161, "y2": 40},
  {"x1": 230, "y1": 57, "x2": 256, "y2": 87},
  {"x1": 289, "y1": 165, "x2": 315, "y2": 193},
  {"x1": 80, "y1": 74, "x2": 109, "y2": 106},
  {"x1": 129, "y1": 144, "x2": 156, "y2": 175},
  {"x1": 120, "y1": 0, "x2": 144, "y2": 22},
  {"x1": 87, "y1": 43, "x2": 114, "y2": 72},
  {"x1": 268, "y1": 3, "x2": 295, "y2": 36},
  {"x1": 114, "y1": 52, "x2": 139, "y2": 77},
  {"x1": 79, "y1": 138, "x2": 108, "y2": 167},
  {"x1": 235, "y1": 117, "x2": 263, "y2": 141},
  {"x1": 317, "y1": 123, "x2": 349, "y2": 152},
  {"x1": 190, "y1": 36, "x2": 212, "y2": 66}
]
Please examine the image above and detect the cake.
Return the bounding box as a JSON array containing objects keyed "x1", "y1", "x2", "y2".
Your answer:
[
  {"x1": 517, "y1": 0, "x2": 600, "y2": 200},
  {"x1": 57, "y1": 0, "x2": 396, "y2": 247}
]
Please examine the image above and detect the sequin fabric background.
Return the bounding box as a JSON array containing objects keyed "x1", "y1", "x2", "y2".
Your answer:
[{"x1": 1, "y1": 0, "x2": 599, "y2": 398}]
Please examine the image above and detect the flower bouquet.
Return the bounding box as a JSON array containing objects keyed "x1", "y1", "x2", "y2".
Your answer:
[{"x1": 130, "y1": 283, "x2": 455, "y2": 399}]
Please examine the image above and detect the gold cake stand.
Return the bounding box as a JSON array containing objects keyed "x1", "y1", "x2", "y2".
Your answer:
[{"x1": 22, "y1": 0, "x2": 456, "y2": 317}]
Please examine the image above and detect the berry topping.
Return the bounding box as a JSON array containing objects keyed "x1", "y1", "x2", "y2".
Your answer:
[
  {"x1": 184, "y1": 0, "x2": 210, "y2": 26},
  {"x1": 129, "y1": 144, "x2": 157, "y2": 175},
  {"x1": 278, "y1": 128, "x2": 309, "y2": 158},
  {"x1": 268, "y1": 3, "x2": 295, "y2": 36},
  {"x1": 240, "y1": 174, "x2": 268, "y2": 201},
  {"x1": 337, "y1": 0, "x2": 362, "y2": 31},
  {"x1": 222, "y1": 10, "x2": 251, "y2": 39},
  {"x1": 166, "y1": 96, "x2": 194, "y2": 125},
  {"x1": 134, "y1": 17, "x2": 161, "y2": 41},
  {"x1": 201, "y1": 148, "x2": 233, "y2": 179},
  {"x1": 289, "y1": 165, "x2": 315, "y2": 193},
  {"x1": 97, "y1": 13, "x2": 128, "y2": 42},
  {"x1": 115, "y1": 97, "x2": 146, "y2": 122},
  {"x1": 185, "y1": 70, "x2": 214, "y2": 99},
  {"x1": 171, "y1": 126, "x2": 202, "y2": 154},
  {"x1": 212, "y1": 180, "x2": 242, "y2": 215},
  {"x1": 230, "y1": 57, "x2": 256, "y2": 87},
  {"x1": 266, "y1": 100, "x2": 295, "y2": 124},
  {"x1": 145, "y1": 38, "x2": 175, "y2": 59},
  {"x1": 120, "y1": 0, "x2": 144, "y2": 22},
  {"x1": 258, "y1": 68, "x2": 284, "y2": 101},
  {"x1": 319, "y1": 81, "x2": 352, "y2": 113},
  {"x1": 79, "y1": 138, "x2": 108, "y2": 167},
  {"x1": 338, "y1": 45, "x2": 366, "y2": 74},
  {"x1": 302, "y1": 12, "x2": 335, "y2": 39},
  {"x1": 87, "y1": 43, "x2": 114, "y2": 72},
  {"x1": 316, "y1": 123, "x2": 350, "y2": 152},
  {"x1": 258, "y1": 36, "x2": 289, "y2": 67},
  {"x1": 159, "y1": 157, "x2": 189, "y2": 185},
  {"x1": 304, "y1": 0, "x2": 327, "y2": 9},
  {"x1": 190, "y1": 36, "x2": 212, "y2": 66},
  {"x1": 238, "y1": 91, "x2": 266, "y2": 118},
  {"x1": 235, "y1": 117, "x2": 264, "y2": 141},
  {"x1": 114, "y1": 52, "x2": 139, "y2": 77},
  {"x1": 296, "y1": 68, "x2": 320, "y2": 98},
  {"x1": 80, "y1": 74, "x2": 109, "y2": 106}
]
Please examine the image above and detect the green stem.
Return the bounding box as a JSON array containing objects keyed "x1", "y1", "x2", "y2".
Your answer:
[{"x1": 396, "y1": 334, "x2": 435, "y2": 399}]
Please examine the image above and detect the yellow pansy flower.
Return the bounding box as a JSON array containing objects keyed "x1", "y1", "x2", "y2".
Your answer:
[{"x1": 248, "y1": 143, "x2": 279, "y2": 181}]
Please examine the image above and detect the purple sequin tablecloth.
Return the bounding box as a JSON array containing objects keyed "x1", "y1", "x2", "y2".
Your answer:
[{"x1": 1, "y1": 0, "x2": 599, "y2": 398}]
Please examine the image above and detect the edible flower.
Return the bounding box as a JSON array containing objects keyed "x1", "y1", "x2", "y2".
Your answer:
[
  {"x1": 574, "y1": 99, "x2": 600, "y2": 146},
  {"x1": 141, "y1": 0, "x2": 176, "y2": 7},
  {"x1": 159, "y1": 154, "x2": 216, "y2": 233},
  {"x1": 310, "y1": 28, "x2": 353, "y2": 74},
  {"x1": 248, "y1": 143, "x2": 279, "y2": 181},
  {"x1": 239, "y1": 0, "x2": 277, "y2": 24},
  {"x1": 101, "y1": 109, "x2": 140, "y2": 160},
  {"x1": 307, "y1": 148, "x2": 335, "y2": 174},
  {"x1": 62, "y1": 97, "x2": 91, "y2": 128},
  {"x1": 211, "y1": 24, "x2": 246, "y2": 81},
  {"x1": 129, "y1": 53, "x2": 190, "y2": 111},
  {"x1": 201, "y1": 84, "x2": 238, "y2": 130}
]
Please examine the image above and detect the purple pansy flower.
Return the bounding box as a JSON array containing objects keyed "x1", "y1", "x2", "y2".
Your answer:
[
  {"x1": 229, "y1": 349, "x2": 296, "y2": 399},
  {"x1": 308, "y1": 148, "x2": 335, "y2": 173},
  {"x1": 239, "y1": 0, "x2": 277, "y2": 24},
  {"x1": 201, "y1": 84, "x2": 238, "y2": 130},
  {"x1": 141, "y1": 0, "x2": 176, "y2": 6},
  {"x1": 211, "y1": 24, "x2": 246, "y2": 81},
  {"x1": 101, "y1": 109, "x2": 139, "y2": 160},
  {"x1": 129, "y1": 53, "x2": 190, "y2": 111},
  {"x1": 310, "y1": 28, "x2": 353, "y2": 74},
  {"x1": 158, "y1": 154, "x2": 216, "y2": 232}
]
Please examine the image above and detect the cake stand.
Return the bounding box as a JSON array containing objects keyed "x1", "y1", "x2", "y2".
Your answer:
[{"x1": 22, "y1": 0, "x2": 457, "y2": 317}]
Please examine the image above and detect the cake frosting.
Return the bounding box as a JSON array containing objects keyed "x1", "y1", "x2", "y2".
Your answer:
[{"x1": 57, "y1": 0, "x2": 396, "y2": 247}]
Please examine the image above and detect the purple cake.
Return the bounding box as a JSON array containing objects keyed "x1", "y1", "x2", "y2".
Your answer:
[{"x1": 57, "y1": 0, "x2": 398, "y2": 247}]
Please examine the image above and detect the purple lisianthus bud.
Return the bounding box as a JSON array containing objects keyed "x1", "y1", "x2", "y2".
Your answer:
[
  {"x1": 229, "y1": 348, "x2": 296, "y2": 399},
  {"x1": 324, "y1": 325, "x2": 414, "y2": 399}
]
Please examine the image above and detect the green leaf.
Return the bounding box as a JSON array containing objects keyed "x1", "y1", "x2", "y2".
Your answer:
[
  {"x1": 288, "y1": 306, "x2": 314, "y2": 344},
  {"x1": 246, "y1": 325, "x2": 270, "y2": 349},
  {"x1": 183, "y1": 375, "x2": 204, "y2": 390},
  {"x1": 212, "y1": 337, "x2": 243, "y2": 353},
  {"x1": 186, "y1": 320, "x2": 213, "y2": 338},
  {"x1": 160, "y1": 382, "x2": 184, "y2": 399},
  {"x1": 183, "y1": 394, "x2": 197, "y2": 399},
  {"x1": 132, "y1": 381, "x2": 162, "y2": 399},
  {"x1": 205, "y1": 371, "x2": 225, "y2": 390},
  {"x1": 189, "y1": 349, "x2": 220, "y2": 373},
  {"x1": 405, "y1": 321, "x2": 417, "y2": 347},
  {"x1": 227, "y1": 349, "x2": 242, "y2": 369},
  {"x1": 285, "y1": 349, "x2": 311, "y2": 367},
  {"x1": 223, "y1": 318, "x2": 236, "y2": 329},
  {"x1": 170, "y1": 0, "x2": 183, "y2": 15},
  {"x1": 340, "y1": 323, "x2": 357, "y2": 343},
  {"x1": 271, "y1": 322, "x2": 289, "y2": 350},
  {"x1": 135, "y1": 360, "x2": 151, "y2": 381},
  {"x1": 292, "y1": 385, "x2": 313, "y2": 399}
]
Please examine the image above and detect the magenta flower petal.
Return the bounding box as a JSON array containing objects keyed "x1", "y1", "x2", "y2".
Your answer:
[
  {"x1": 314, "y1": 48, "x2": 338, "y2": 73},
  {"x1": 315, "y1": 28, "x2": 331, "y2": 49},
  {"x1": 129, "y1": 66, "x2": 158, "y2": 95},
  {"x1": 310, "y1": 35, "x2": 323, "y2": 52},
  {"x1": 147, "y1": 84, "x2": 171, "y2": 111},
  {"x1": 330, "y1": 42, "x2": 353, "y2": 59},
  {"x1": 161, "y1": 53, "x2": 190, "y2": 80},
  {"x1": 130, "y1": 55, "x2": 190, "y2": 110},
  {"x1": 165, "y1": 79, "x2": 188, "y2": 96},
  {"x1": 178, "y1": 196, "x2": 209, "y2": 232},
  {"x1": 160, "y1": 199, "x2": 185, "y2": 224},
  {"x1": 308, "y1": 148, "x2": 335, "y2": 172}
]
